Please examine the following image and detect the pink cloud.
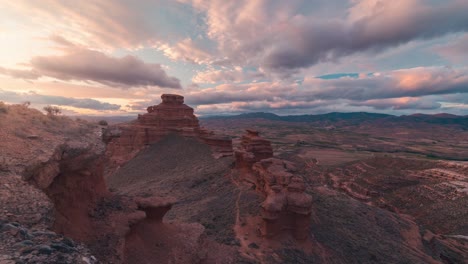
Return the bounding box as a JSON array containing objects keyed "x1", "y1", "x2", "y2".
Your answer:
[
  {"x1": 192, "y1": 68, "x2": 265, "y2": 84},
  {"x1": 30, "y1": 47, "x2": 181, "y2": 88},
  {"x1": 183, "y1": 0, "x2": 468, "y2": 73},
  {"x1": 433, "y1": 34, "x2": 468, "y2": 63},
  {"x1": 158, "y1": 38, "x2": 216, "y2": 64},
  {"x1": 6, "y1": 0, "x2": 154, "y2": 49}
]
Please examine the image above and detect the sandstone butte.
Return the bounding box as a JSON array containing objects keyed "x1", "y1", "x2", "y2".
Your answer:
[{"x1": 103, "y1": 94, "x2": 233, "y2": 169}]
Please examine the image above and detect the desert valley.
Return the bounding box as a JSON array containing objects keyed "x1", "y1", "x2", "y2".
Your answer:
[
  {"x1": 0, "y1": 95, "x2": 467, "y2": 263},
  {"x1": 1, "y1": 1, "x2": 468, "y2": 263}
]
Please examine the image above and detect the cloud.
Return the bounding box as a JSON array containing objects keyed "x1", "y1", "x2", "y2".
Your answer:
[
  {"x1": 350, "y1": 97, "x2": 442, "y2": 110},
  {"x1": 186, "y1": 66, "x2": 468, "y2": 105},
  {"x1": 182, "y1": 0, "x2": 468, "y2": 73},
  {"x1": 0, "y1": 90, "x2": 121, "y2": 110},
  {"x1": 6, "y1": 0, "x2": 155, "y2": 49},
  {"x1": 124, "y1": 66, "x2": 468, "y2": 115},
  {"x1": 158, "y1": 38, "x2": 217, "y2": 65},
  {"x1": 263, "y1": 1, "x2": 468, "y2": 71},
  {"x1": 301, "y1": 67, "x2": 468, "y2": 101},
  {"x1": 0, "y1": 43, "x2": 182, "y2": 89},
  {"x1": 192, "y1": 68, "x2": 265, "y2": 84},
  {"x1": 0, "y1": 66, "x2": 40, "y2": 80},
  {"x1": 433, "y1": 33, "x2": 468, "y2": 63},
  {"x1": 30, "y1": 48, "x2": 182, "y2": 88}
]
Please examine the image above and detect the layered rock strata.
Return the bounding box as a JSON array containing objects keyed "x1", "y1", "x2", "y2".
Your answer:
[
  {"x1": 234, "y1": 131, "x2": 313, "y2": 240},
  {"x1": 234, "y1": 130, "x2": 273, "y2": 182},
  {"x1": 254, "y1": 159, "x2": 313, "y2": 240},
  {"x1": 104, "y1": 94, "x2": 233, "y2": 169},
  {"x1": 24, "y1": 141, "x2": 213, "y2": 263}
]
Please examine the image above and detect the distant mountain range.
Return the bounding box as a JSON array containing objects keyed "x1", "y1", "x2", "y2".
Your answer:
[
  {"x1": 77, "y1": 111, "x2": 468, "y2": 129},
  {"x1": 202, "y1": 112, "x2": 468, "y2": 128}
]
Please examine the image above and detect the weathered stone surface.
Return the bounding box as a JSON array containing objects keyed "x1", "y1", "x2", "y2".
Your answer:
[
  {"x1": 235, "y1": 130, "x2": 273, "y2": 182},
  {"x1": 234, "y1": 131, "x2": 312, "y2": 240},
  {"x1": 104, "y1": 94, "x2": 233, "y2": 170},
  {"x1": 255, "y1": 162, "x2": 313, "y2": 240},
  {"x1": 135, "y1": 197, "x2": 176, "y2": 222}
]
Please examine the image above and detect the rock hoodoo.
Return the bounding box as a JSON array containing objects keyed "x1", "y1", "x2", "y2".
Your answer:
[
  {"x1": 235, "y1": 129, "x2": 273, "y2": 182},
  {"x1": 235, "y1": 130, "x2": 313, "y2": 240},
  {"x1": 104, "y1": 94, "x2": 233, "y2": 169}
]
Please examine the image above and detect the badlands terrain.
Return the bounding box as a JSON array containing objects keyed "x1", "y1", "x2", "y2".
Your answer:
[{"x1": 0, "y1": 96, "x2": 467, "y2": 263}]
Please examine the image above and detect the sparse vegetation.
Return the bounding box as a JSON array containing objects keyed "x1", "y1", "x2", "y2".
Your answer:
[
  {"x1": 43, "y1": 105, "x2": 62, "y2": 116},
  {"x1": 0, "y1": 101, "x2": 8, "y2": 114},
  {"x1": 98, "y1": 120, "x2": 108, "y2": 126},
  {"x1": 0, "y1": 157, "x2": 8, "y2": 172}
]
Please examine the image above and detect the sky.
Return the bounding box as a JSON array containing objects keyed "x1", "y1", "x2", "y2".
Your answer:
[{"x1": 0, "y1": 0, "x2": 468, "y2": 116}]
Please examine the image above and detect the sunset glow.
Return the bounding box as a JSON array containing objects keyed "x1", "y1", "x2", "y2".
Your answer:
[{"x1": 0, "y1": 0, "x2": 467, "y2": 115}]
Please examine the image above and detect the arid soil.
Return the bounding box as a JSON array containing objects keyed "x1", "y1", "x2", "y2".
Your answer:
[
  {"x1": 202, "y1": 115, "x2": 468, "y2": 161},
  {"x1": 107, "y1": 133, "x2": 468, "y2": 263},
  {"x1": 0, "y1": 104, "x2": 102, "y2": 263},
  {"x1": 201, "y1": 116, "x2": 468, "y2": 263},
  {"x1": 1, "y1": 101, "x2": 467, "y2": 263}
]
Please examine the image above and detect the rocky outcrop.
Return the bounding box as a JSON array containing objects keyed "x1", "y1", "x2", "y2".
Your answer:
[
  {"x1": 21, "y1": 140, "x2": 218, "y2": 263},
  {"x1": 104, "y1": 94, "x2": 232, "y2": 170},
  {"x1": 234, "y1": 131, "x2": 312, "y2": 240},
  {"x1": 254, "y1": 159, "x2": 313, "y2": 240},
  {"x1": 235, "y1": 130, "x2": 273, "y2": 182},
  {"x1": 135, "y1": 197, "x2": 176, "y2": 222},
  {"x1": 124, "y1": 196, "x2": 212, "y2": 264}
]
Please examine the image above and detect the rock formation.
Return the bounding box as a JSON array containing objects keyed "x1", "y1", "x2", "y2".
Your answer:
[
  {"x1": 254, "y1": 159, "x2": 313, "y2": 240},
  {"x1": 22, "y1": 140, "x2": 217, "y2": 263},
  {"x1": 104, "y1": 94, "x2": 233, "y2": 169},
  {"x1": 235, "y1": 130, "x2": 273, "y2": 182},
  {"x1": 234, "y1": 131, "x2": 313, "y2": 240}
]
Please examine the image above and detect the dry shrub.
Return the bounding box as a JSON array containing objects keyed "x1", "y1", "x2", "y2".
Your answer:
[{"x1": 0, "y1": 102, "x2": 8, "y2": 114}]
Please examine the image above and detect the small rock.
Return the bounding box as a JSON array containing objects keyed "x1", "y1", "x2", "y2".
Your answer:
[
  {"x1": 31, "y1": 230, "x2": 56, "y2": 237},
  {"x1": 19, "y1": 229, "x2": 32, "y2": 240},
  {"x1": 13, "y1": 240, "x2": 34, "y2": 248},
  {"x1": 19, "y1": 247, "x2": 34, "y2": 255},
  {"x1": 61, "y1": 237, "x2": 76, "y2": 247},
  {"x1": 1, "y1": 224, "x2": 18, "y2": 232},
  {"x1": 36, "y1": 245, "x2": 54, "y2": 255},
  {"x1": 248, "y1": 242, "x2": 260, "y2": 249},
  {"x1": 50, "y1": 242, "x2": 74, "y2": 253}
]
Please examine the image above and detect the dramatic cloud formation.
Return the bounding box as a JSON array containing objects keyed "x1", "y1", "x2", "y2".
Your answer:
[
  {"x1": 0, "y1": 0, "x2": 467, "y2": 115},
  {"x1": 301, "y1": 67, "x2": 468, "y2": 100},
  {"x1": 30, "y1": 48, "x2": 182, "y2": 89},
  {"x1": 0, "y1": 90, "x2": 120, "y2": 110},
  {"x1": 0, "y1": 46, "x2": 182, "y2": 89},
  {"x1": 164, "y1": 66, "x2": 468, "y2": 114},
  {"x1": 182, "y1": 0, "x2": 468, "y2": 73},
  {"x1": 4, "y1": 0, "x2": 154, "y2": 48}
]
